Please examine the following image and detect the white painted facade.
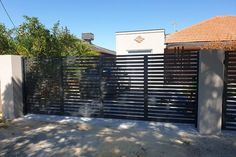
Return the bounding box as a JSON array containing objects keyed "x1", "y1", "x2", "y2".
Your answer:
[{"x1": 116, "y1": 29, "x2": 165, "y2": 55}]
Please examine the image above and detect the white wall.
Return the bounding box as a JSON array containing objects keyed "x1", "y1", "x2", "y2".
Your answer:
[{"x1": 116, "y1": 29, "x2": 165, "y2": 55}]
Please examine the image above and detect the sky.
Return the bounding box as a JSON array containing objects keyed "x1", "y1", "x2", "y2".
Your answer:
[{"x1": 0, "y1": 0, "x2": 236, "y2": 50}]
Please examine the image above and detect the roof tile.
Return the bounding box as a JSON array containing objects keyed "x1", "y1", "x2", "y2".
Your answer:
[{"x1": 166, "y1": 16, "x2": 236, "y2": 43}]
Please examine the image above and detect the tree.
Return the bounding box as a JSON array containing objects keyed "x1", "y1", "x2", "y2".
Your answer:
[
  {"x1": 0, "y1": 16, "x2": 99, "y2": 57},
  {"x1": 0, "y1": 24, "x2": 16, "y2": 55},
  {"x1": 50, "y1": 23, "x2": 98, "y2": 56},
  {"x1": 15, "y1": 16, "x2": 52, "y2": 57}
]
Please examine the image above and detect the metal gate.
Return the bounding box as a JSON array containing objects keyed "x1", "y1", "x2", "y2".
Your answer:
[
  {"x1": 223, "y1": 51, "x2": 236, "y2": 130},
  {"x1": 23, "y1": 52, "x2": 199, "y2": 124}
]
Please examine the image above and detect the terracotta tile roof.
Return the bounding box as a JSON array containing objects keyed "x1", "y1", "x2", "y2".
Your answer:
[{"x1": 166, "y1": 16, "x2": 236, "y2": 44}]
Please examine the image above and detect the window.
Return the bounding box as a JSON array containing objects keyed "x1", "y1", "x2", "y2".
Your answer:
[{"x1": 128, "y1": 49, "x2": 152, "y2": 54}]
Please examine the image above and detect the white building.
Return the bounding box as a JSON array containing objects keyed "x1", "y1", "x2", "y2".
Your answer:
[{"x1": 116, "y1": 29, "x2": 166, "y2": 55}]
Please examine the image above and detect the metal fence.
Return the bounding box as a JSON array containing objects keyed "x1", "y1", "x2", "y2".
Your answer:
[
  {"x1": 24, "y1": 51, "x2": 199, "y2": 124},
  {"x1": 223, "y1": 51, "x2": 236, "y2": 130}
]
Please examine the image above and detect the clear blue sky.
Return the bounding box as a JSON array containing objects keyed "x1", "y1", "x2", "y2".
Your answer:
[{"x1": 1, "y1": 0, "x2": 236, "y2": 50}]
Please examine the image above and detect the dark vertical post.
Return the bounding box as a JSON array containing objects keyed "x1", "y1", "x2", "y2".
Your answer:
[
  {"x1": 195, "y1": 51, "x2": 200, "y2": 128},
  {"x1": 60, "y1": 57, "x2": 64, "y2": 115},
  {"x1": 99, "y1": 56, "x2": 104, "y2": 117},
  {"x1": 144, "y1": 55, "x2": 148, "y2": 120},
  {"x1": 22, "y1": 58, "x2": 28, "y2": 114},
  {"x1": 181, "y1": 47, "x2": 183, "y2": 70},
  {"x1": 222, "y1": 52, "x2": 228, "y2": 130}
]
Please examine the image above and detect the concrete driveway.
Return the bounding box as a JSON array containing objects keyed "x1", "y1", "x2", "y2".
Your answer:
[{"x1": 0, "y1": 114, "x2": 236, "y2": 157}]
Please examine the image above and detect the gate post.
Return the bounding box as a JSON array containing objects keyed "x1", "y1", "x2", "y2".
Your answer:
[
  {"x1": 60, "y1": 57, "x2": 64, "y2": 115},
  {"x1": 144, "y1": 55, "x2": 148, "y2": 120},
  {"x1": 0, "y1": 55, "x2": 24, "y2": 120},
  {"x1": 99, "y1": 56, "x2": 104, "y2": 117},
  {"x1": 197, "y1": 49, "x2": 224, "y2": 135}
]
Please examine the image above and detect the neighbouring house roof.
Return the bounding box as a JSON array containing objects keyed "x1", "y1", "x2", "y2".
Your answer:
[
  {"x1": 166, "y1": 16, "x2": 236, "y2": 44},
  {"x1": 80, "y1": 32, "x2": 115, "y2": 55},
  {"x1": 90, "y1": 44, "x2": 115, "y2": 55}
]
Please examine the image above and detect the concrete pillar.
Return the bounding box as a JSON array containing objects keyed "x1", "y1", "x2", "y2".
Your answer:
[
  {"x1": 0, "y1": 83, "x2": 2, "y2": 113},
  {"x1": 0, "y1": 55, "x2": 23, "y2": 120},
  {"x1": 198, "y1": 49, "x2": 224, "y2": 135}
]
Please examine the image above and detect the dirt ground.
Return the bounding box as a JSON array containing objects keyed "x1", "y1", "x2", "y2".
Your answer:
[{"x1": 0, "y1": 115, "x2": 236, "y2": 157}]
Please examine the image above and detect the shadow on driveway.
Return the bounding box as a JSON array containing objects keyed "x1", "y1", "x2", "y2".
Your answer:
[{"x1": 0, "y1": 114, "x2": 236, "y2": 157}]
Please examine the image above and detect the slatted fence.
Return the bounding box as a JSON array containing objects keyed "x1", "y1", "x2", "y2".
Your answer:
[
  {"x1": 223, "y1": 51, "x2": 236, "y2": 130},
  {"x1": 24, "y1": 52, "x2": 199, "y2": 124}
]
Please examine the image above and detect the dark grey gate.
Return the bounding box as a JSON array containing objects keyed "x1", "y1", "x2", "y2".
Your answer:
[
  {"x1": 24, "y1": 51, "x2": 199, "y2": 124},
  {"x1": 223, "y1": 51, "x2": 236, "y2": 130}
]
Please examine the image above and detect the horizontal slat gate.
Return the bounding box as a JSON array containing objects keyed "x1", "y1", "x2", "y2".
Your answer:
[
  {"x1": 24, "y1": 52, "x2": 198, "y2": 124},
  {"x1": 24, "y1": 58, "x2": 62, "y2": 115},
  {"x1": 102, "y1": 55, "x2": 145, "y2": 120},
  {"x1": 63, "y1": 57, "x2": 101, "y2": 117},
  {"x1": 223, "y1": 51, "x2": 236, "y2": 130}
]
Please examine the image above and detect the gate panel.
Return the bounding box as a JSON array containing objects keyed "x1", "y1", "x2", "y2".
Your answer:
[
  {"x1": 62, "y1": 56, "x2": 101, "y2": 117},
  {"x1": 24, "y1": 52, "x2": 199, "y2": 124},
  {"x1": 102, "y1": 55, "x2": 145, "y2": 120},
  {"x1": 24, "y1": 58, "x2": 62, "y2": 114}
]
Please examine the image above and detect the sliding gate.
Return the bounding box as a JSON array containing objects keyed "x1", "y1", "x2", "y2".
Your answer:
[{"x1": 24, "y1": 51, "x2": 199, "y2": 124}]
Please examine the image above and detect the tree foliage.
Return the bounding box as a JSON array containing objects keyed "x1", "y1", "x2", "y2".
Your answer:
[
  {"x1": 0, "y1": 16, "x2": 98, "y2": 57},
  {"x1": 0, "y1": 24, "x2": 16, "y2": 55}
]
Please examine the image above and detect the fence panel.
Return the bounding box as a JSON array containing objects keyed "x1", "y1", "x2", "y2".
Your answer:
[
  {"x1": 147, "y1": 52, "x2": 198, "y2": 123},
  {"x1": 223, "y1": 51, "x2": 236, "y2": 130},
  {"x1": 24, "y1": 52, "x2": 199, "y2": 124}
]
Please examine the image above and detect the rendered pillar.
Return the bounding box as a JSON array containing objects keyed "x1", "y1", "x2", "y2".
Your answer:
[
  {"x1": 198, "y1": 50, "x2": 224, "y2": 135},
  {"x1": 0, "y1": 55, "x2": 23, "y2": 120}
]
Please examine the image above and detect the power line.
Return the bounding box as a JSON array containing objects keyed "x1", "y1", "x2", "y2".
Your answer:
[{"x1": 0, "y1": 0, "x2": 16, "y2": 28}]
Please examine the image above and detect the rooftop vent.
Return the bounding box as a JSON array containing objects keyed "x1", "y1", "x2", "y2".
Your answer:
[{"x1": 82, "y1": 33, "x2": 94, "y2": 44}]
